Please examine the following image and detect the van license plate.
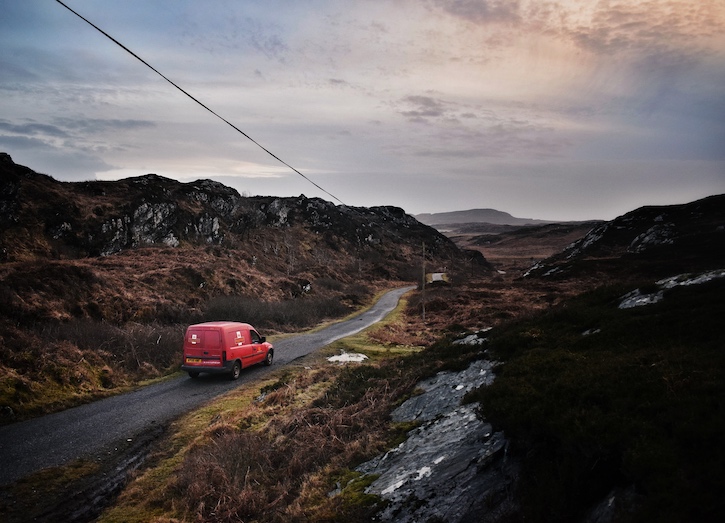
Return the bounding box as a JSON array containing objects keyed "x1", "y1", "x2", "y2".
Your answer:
[{"x1": 186, "y1": 358, "x2": 202, "y2": 363}]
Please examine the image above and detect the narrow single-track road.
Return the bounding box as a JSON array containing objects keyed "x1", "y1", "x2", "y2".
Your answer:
[{"x1": 0, "y1": 286, "x2": 414, "y2": 486}]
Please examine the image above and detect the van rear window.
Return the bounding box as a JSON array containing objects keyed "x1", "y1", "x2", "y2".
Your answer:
[
  {"x1": 206, "y1": 330, "x2": 221, "y2": 349},
  {"x1": 187, "y1": 330, "x2": 222, "y2": 349}
]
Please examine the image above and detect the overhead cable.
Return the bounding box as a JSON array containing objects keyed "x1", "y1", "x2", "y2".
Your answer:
[{"x1": 55, "y1": 0, "x2": 345, "y2": 205}]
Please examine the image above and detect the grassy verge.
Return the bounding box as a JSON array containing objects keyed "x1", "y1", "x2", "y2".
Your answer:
[
  {"x1": 0, "y1": 290, "x2": 410, "y2": 521},
  {"x1": 97, "y1": 291, "x2": 485, "y2": 522},
  {"x1": 0, "y1": 286, "x2": 379, "y2": 424}
]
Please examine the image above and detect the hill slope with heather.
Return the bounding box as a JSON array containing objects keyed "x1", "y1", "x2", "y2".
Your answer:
[
  {"x1": 2, "y1": 152, "x2": 724, "y2": 522},
  {"x1": 523, "y1": 194, "x2": 725, "y2": 281},
  {"x1": 92, "y1": 192, "x2": 724, "y2": 523},
  {"x1": 0, "y1": 151, "x2": 480, "y2": 323},
  {"x1": 0, "y1": 152, "x2": 486, "y2": 421}
]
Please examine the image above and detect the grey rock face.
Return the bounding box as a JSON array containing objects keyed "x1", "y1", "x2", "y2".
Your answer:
[
  {"x1": 391, "y1": 359, "x2": 495, "y2": 423},
  {"x1": 361, "y1": 404, "x2": 507, "y2": 523},
  {"x1": 357, "y1": 359, "x2": 517, "y2": 523}
]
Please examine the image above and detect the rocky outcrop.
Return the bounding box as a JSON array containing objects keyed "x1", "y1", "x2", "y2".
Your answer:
[
  {"x1": 357, "y1": 357, "x2": 519, "y2": 523},
  {"x1": 0, "y1": 153, "x2": 467, "y2": 266},
  {"x1": 523, "y1": 194, "x2": 725, "y2": 279},
  {"x1": 618, "y1": 268, "x2": 725, "y2": 309}
]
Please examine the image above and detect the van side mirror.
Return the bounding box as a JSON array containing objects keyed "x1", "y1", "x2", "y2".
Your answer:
[{"x1": 259, "y1": 336, "x2": 266, "y2": 343}]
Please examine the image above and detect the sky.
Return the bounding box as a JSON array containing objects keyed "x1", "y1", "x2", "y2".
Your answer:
[{"x1": 1, "y1": 0, "x2": 724, "y2": 221}]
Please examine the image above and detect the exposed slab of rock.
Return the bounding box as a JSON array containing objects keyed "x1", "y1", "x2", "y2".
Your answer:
[
  {"x1": 357, "y1": 359, "x2": 518, "y2": 523},
  {"x1": 618, "y1": 268, "x2": 725, "y2": 309},
  {"x1": 360, "y1": 404, "x2": 508, "y2": 523},
  {"x1": 391, "y1": 359, "x2": 495, "y2": 423}
]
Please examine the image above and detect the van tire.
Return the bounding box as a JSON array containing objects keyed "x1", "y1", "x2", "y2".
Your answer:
[
  {"x1": 230, "y1": 360, "x2": 242, "y2": 380},
  {"x1": 264, "y1": 350, "x2": 274, "y2": 366},
  {"x1": 188, "y1": 371, "x2": 200, "y2": 378}
]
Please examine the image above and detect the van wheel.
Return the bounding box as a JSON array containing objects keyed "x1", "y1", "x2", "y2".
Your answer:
[
  {"x1": 230, "y1": 361, "x2": 242, "y2": 380},
  {"x1": 264, "y1": 350, "x2": 273, "y2": 366},
  {"x1": 188, "y1": 371, "x2": 200, "y2": 378}
]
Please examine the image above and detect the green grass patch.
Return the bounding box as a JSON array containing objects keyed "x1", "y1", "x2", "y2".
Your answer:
[{"x1": 324, "y1": 470, "x2": 387, "y2": 522}]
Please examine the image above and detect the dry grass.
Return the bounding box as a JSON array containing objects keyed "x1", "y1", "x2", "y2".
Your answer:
[
  {"x1": 0, "y1": 242, "x2": 388, "y2": 422},
  {"x1": 175, "y1": 384, "x2": 403, "y2": 523},
  {"x1": 101, "y1": 280, "x2": 502, "y2": 523},
  {"x1": 98, "y1": 295, "x2": 424, "y2": 523},
  {"x1": 97, "y1": 357, "x2": 414, "y2": 523},
  {"x1": 448, "y1": 222, "x2": 597, "y2": 274}
]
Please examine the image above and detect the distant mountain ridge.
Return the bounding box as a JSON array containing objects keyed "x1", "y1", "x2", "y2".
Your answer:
[{"x1": 415, "y1": 208, "x2": 553, "y2": 226}]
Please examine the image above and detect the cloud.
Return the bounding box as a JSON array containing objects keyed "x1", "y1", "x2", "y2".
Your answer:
[
  {"x1": 560, "y1": 1, "x2": 725, "y2": 57},
  {"x1": 408, "y1": 122, "x2": 569, "y2": 160},
  {"x1": 399, "y1": 95, "x2": 450, "y2": 121},
  {"x1": 177, "y1": 9, "x2": 290, "y2": 63},
  {"x1": 53, "y1": 118, "x2": 156, "y2": 134},
  {"x1": 431, "y1": 0, "x2": 522, "y2": 24},
  {"x1": 0, "y1": 117, "x2": 156, "y2": 160},
  {"x1": 0, "y1": 120, "x2": 70, "y2": 138},
  {"x1": 243, "y1": 18, "x2": 290, "y2": 61},
  {"x1": 389, "y1": 94, "x2": 572, "y2": 161},
  {"x1": 0, "y1": 134, "x2": 53, "y2": 151},
  {"x1": 0, "y1": 135, "x2": 115, "y2": 181}
]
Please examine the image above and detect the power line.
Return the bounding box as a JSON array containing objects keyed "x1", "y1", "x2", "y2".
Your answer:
[{"x1": 55, "y1": 0, "x2": 345, "y2": 205}]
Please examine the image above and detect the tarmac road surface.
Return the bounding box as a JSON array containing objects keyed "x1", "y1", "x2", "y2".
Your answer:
[{"x1": 0, "y1": 286, "x2": 415, "y2": 486}]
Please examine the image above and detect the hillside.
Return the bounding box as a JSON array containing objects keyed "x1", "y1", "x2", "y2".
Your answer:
[
  {"x1": 88, "y1": 193, "x2": 723, "y2": 523},
  {"x1": 414, "y1": 207, "x2": 599, "y2": 273},
  {"x1": 415, "y1": 208, "x2": 553, "y2": 227},
  {"x1": 450, "y1": 221, "x2": 603, "y2": 273},
  {"x1": 0, "y1": 152, "x2": 487, "y2": 421},
  {"x1": 2, "y1": 151, "x2": 723, "y2": 523},
  {"x1": 0, "y1": 152, "x2": 482, "y2": 322},
  {"x1": 523, "y1": 194, "x2": 725, "y2": 281}
]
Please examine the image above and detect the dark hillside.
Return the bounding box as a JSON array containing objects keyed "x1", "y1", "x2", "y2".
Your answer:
[
  {"x1": 467, "y1": 273, "x2": 725, "y2": 522},
  {"x1": 0, "y1": 152, "x2": 487, "y2": 420},
  {"x1": 0, "y1": 152, "x2": 478, "y2": 324},
  {"x1": 457, "y1": 197, "x2": 725, "y2": 522},
  {"x1": 452, "y1": 221, "x2": 602, "y2": 273},
  {"x1": 523, "y1": 194, "x2": 725, "y2": 281},
  {"x1": 0, "y1": 152, "x2": 461, "y2": 264}
]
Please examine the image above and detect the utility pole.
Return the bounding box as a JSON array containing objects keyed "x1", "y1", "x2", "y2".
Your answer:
[{"x1": 422, "y1": 242, "x2": 426, "y2": 322}]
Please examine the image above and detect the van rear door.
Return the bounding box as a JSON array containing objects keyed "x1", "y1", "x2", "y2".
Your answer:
[{"x1": 184, "y1": 327, "x2": 224, "y2": 369}]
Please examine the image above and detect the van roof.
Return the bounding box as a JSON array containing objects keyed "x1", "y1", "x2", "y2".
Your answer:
[{"x1": 187, "y1": 321, "x2": 254, "y2": 330}]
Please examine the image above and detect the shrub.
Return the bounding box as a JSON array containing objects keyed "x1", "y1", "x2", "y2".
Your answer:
[
  {"x1": 37, "y1": 320, "x2": 184, "y2": 377},
  {"x1": 314, "y1": 277, "x2": 344, "y2": 292},
  {"x1": 467, "y1": 278, "x2": 725, "y2": 522},
  {"x1": 175, "y1": 359, "x2": 419, "y2": 523},
  {"x1": 201, "y1": 296, "x2": 350, "y2": 330}
]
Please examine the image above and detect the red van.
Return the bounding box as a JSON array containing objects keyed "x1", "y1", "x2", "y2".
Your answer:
[{"x1": 181, "y1": 321, "x2": 274, "y2": 379}]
